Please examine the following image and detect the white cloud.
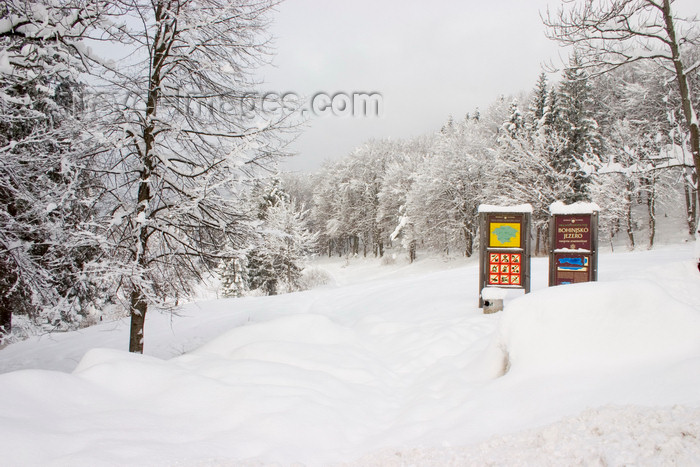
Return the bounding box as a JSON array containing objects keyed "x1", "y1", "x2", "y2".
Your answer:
[{"x1": 261, "y1": 0, "x2": 564, "y2": 171}]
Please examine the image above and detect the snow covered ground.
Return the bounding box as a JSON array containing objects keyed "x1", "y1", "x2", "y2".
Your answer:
[{"x1": 1, "y1": 242, "x2": 699, "y2": 466}]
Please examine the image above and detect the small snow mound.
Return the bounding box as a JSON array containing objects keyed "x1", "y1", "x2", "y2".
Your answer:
[
  {"x1": 496, "y1": 280, "x2": 700, "y2": 375},
  {"x1": 74, "y1": 347, "x2": 161, "y2": 373},
  {"x1": 549, "y1": 200, "x2": 600, "y2": 214},
  {"x1": 189, "y1": 313, "x2": 357, "y2": 358},
  {"x1": 481, "y1": 287, "x2": 508, "y2": 300},
  {"x1": 478, "y1": 203, "x2": 533, "y2": 213}
]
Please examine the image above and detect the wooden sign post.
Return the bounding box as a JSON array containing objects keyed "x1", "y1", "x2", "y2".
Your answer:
[
  {"x1": 548, "y1": 202, "x2": 600, "y2": 286},
  {"x1": 478, "y1": 204, "x2": 532, "y2": 308}
]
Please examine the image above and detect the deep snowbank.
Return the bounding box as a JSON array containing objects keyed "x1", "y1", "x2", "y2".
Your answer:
[
  {"x1": 0, "y1": 244, "x2": 699, "y2": 466},
  {"x1": 496, "y1": 279, "x2": 700, "y2": 376}
]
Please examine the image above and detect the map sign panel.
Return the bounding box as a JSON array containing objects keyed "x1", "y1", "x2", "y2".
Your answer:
[
  {"x1": 554, "y1": 214, "x2": 592, "y2": 250},
  {"x1": 489, "y1": 220, "x2": 521, "y2": 248}
]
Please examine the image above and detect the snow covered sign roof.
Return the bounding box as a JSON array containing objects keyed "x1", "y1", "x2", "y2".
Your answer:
[
  {"x1": 478, "y1": 204, "x2": 533, "y2": 213},
  {"x1": 549, "y1": 201, "x2": 600, "y2": 215}
]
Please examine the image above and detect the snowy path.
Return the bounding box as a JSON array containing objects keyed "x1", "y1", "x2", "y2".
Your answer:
[{"x1": 0, "y1": 243, "x2": 699, "y2": 466}]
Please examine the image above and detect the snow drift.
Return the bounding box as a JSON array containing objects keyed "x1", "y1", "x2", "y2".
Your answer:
[
  {"x1": 494, "y1": 279, "x2": 700, "y2": 376},
  {"x1": 0, "y1": 245, "x2": 699, "y2": 466}
]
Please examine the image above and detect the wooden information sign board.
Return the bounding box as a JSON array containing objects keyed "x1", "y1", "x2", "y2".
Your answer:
[
  {"x1": 478, "y1": 205, "x2": 532, "y2": 308},
  {"x1": 548, "y1": 202, "x2": 599, "y2": 287}
]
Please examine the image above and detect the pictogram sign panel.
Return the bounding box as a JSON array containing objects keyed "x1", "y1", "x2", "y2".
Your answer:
[{"x1": 487, "y1": 253, "x2": 522, "y2": 285}]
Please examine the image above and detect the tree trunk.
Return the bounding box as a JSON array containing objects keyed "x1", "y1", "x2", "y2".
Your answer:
[
  {"x1": 129, "y1": 289, "x2": 147, "y2": 354},
  {"x1": 646, "y1": 177, "x2": 656, "y2": 249},
  {"x1": 0, "y1": 306, "x2": 10, "y2": 336},
  {"x1": 464, "y1": 226, "x2": 473, "y2": 257},
  {"x1": 625, "y1": 186, "x2": 635, "y2": 249},
  {"x1": 609, "y1": 217, "x2": 620, "y2": 252},
  {"x1": 126, "y1": 1, "x2": 172, "y2": 353},
  {"x1": 662, "y1": 0, "x2": 700, "y2": 217},
  {"x1": 129, "y1": 169, "x2": 152, "y2": 353},
  {"x1": 374, "y1": 228, "x2": 384, "y2": 258},
  {"x1": 609, "y1": 228, "x2": 615, "y2": 252},
  {"x1": 647, "y1": 195, "x2": 656, "y2": 248},
  {"x1": 684, "y1": 168, "x2": 698, "y2": 236}
]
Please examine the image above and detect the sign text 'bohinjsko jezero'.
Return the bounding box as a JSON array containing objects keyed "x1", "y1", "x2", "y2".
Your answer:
[{"x1": 549, "y1": 202, "x2": 599, "y2": 286}]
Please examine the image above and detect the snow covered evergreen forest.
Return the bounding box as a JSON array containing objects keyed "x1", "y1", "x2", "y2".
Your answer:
[
  {"x1": 297, "y1": 57, "x2": 699, "y2": 263},
  {"x1": 1, "y1": 0, "x2": 699, "y2": 353}
]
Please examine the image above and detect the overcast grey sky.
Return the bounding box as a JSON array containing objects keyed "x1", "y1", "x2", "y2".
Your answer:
[{"x1": 259, "y1": 0, "x2": 566, "y2": 172}]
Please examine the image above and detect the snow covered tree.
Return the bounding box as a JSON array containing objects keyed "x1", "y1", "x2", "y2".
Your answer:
[
  {"x1": 544, "y1": 0, "x2": 700, "y2": 221},
  {"x1": 215, "y1": 178, "x2": 316, "y2": 297},
  {"x1": 0, "y1": 0, "x2": 109, "y2": 338},
  {"x1": 404, "y1": 118, "x2": 493, "y2": 258},
  {"x1": 253, "y1": 177, "x2": 290, "y2": 220},
  {"x1": 377, "y1": 138, "x2": 429, "y2": 260},
  {"x1": 349, "y1": 141, "x2": 396, "y2": 257},
  {"x1": 502, "y1": 98, "x2": 526, "y2": 139},
  {"x1": 245, "y1": 247, "x2": 278, "y2": 295},
  {"x1": 92, "y1": 0, "x2": 284, "y2": 353},
  {"x1": 594, "y1": 119, "x2": 649, "y2": 248},
  {"x1": 551, "y1": 52, "x2": 602, "y2": 202},
  {"x1": 311, "y1": 164, "x2": 341, "y2": 257},
  {"x1": 217, "y1": 242, "x2": 249, "y2": 298},
  {"x1": 310, "y1": 140, "x2": 394, "y2": 258},
  {"x1": 588, "y1": 58, "x2": 697, "y2": 247},
  {"x1": 494, "y1": 89, "x2": 575, "y2": 255},
  {"x1": 279, "y1": 172, "x2": 317, "y2": 211},
  {"x1": 246, "y1": 198, "x2": 316, "y2": 295},
  {"x1": 218, "y1": 256, "x2": 249, "y2": 298},
  {"x1": 529, "y1": 72, "x2": 549, "y2": 127},
  {"x1": 441, "y1": 115, "x2": 455, "y2": 134},
  {"x1": 406, "y1": 151, "x2": 481, "y2": 257}
]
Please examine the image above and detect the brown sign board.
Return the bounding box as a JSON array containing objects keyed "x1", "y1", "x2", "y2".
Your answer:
[
  {"x1": 548, "y1": 207, "x2": 599, "y2": 287},
  {"x1": 554, "y1": 214, "x2": 592, "y2": 251},
  {"x1": 552, "y1": 252, "x2": 591, "y2": 285},
  {"x1": 478, "y1": 207, "x2": 532, "y2": 308}
]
